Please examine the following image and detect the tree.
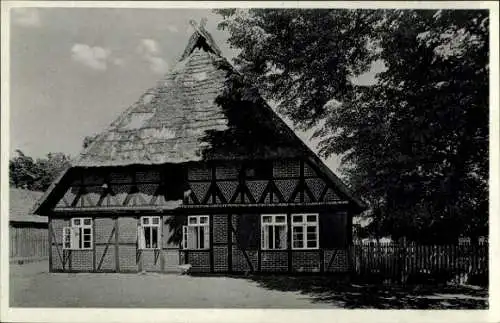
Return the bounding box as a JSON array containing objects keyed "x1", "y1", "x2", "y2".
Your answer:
[
  {"x1": 216, "y1": 9, "x2": 380, "y2": 129},
  {"x1": 9, "y1": 150, "x2": 71, "y2": 191},
  {"x1": 32, "y1": 152, "x2": 72, "y2": 191},
  {"x1": 215, "y1": 9, "x2": 489, "y2": 243},
  {"x1": 9, "y1": 150, "x2": 37, "y2": 189},
  {"x1": 11, "y1": 134, "x2": 93, "y2": 192}
]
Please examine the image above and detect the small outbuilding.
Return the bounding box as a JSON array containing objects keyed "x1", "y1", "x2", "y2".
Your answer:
[
  {"x1": 10, "y1": 188, "x2": 48, "y2": 262},
  {"x1": 33, "y1": 20, "x2": 366, "y2": 274}
]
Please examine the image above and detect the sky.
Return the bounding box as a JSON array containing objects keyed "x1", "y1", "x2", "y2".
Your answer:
[{"x1": 10, "y1": 7, "x2": 381, "y2": 174}]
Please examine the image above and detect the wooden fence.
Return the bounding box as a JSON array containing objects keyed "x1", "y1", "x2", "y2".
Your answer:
[
  {"x1": 10, "y1": 226, "x2": 49, "y2": 262},
  {"x1": 351, "y1": 242, "x2": 488, "y2": 284}
]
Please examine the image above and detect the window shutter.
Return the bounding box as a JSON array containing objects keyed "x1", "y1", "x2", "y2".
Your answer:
[
  {"x1": 188, "y1": 227, "x2": 196, "y2": 249},
  {"x1": 72, "y1": 227, "x2": 80, "y2": 249},
  {"x1": 182, "y1": 226, "x2": 188, "y2": 249},
  {"x1": 138, "y1": 226, "x2": 146, "y2": 249},
  {"x1": 157, "y1": 225, "x2": 162, "y2": 249},
  {"x1": 204, "y1": 226, "x2": 210, "y2": 249},
  {"x1": 63, "y1": 227, "x2": 71, "y2": 249},
  {"x1": 261, "y1": 225, "x2": 267, "y2": 250},
  {"x1": 89, "y1": 227, "x2": 94, "y2": 249}
]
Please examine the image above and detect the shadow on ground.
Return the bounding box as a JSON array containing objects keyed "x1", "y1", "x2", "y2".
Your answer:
[
  {"x1": 238, "y1": 275, "x2": 488, "y2": 309},
  {"x1": 11, "y1": 261, "x2": 487, "y2": 309}
]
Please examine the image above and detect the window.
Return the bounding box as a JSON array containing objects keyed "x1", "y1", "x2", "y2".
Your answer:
[
  {"x1": 139, "y1": 216, "x2": 161, "y2": 249},
  {"x1": 63, "y1": 218, "x2": 93, "y2": 250},
  {"x1": 261, "y1": 214, "x2": 287, "y2": 250},
  {"x1": 292, "y1": 213, "x2": 319, "y2": 249},
  {"x1": 182, "y1": 215, "x2": 210, "y2": 250}
]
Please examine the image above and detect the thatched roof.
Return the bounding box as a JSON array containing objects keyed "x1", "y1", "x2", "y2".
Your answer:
[
  {"x1": 74, "y1": 21, "x2": 305, "y2": 167},
  {"x1": 33, "y1": 20, "x2": 367, "y2": 214},
  {"x1": 10, "y1": 188, "x2": 47, "y2": 224}
]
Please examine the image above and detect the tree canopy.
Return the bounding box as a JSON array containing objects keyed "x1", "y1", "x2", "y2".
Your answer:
[
  {"x1": 215, "y1": 9, "x2": 489, "y2": 243},
  {"x1": 9, "y1": 150, "x2": 71, "y2": 192}
]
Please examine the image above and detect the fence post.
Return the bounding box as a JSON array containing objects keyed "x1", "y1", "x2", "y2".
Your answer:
[
  {"x1": 348, "y1": 244, "x2": 353, "y2": 275},
  {"x1": 359, "y1": 243, "x2": 363, "y2": 276},
  {"x1": 400, "y1": 237, "x2": 407, "y2": 285},
  {"x1": 361, "y1": 243, "x2": 366, "y2": 276}
]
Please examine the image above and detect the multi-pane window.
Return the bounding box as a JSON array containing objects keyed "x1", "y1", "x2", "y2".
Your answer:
[
  {"x1": 63, "y1": 218, "x2": 93, "y2": 250},
  {"x1": 261, "y1": 214, "x2": 287, "y2": 250},
  {"x1": 138, "y1": 216, "x2": 161, "y2": 249},
  {"x1": 292, "y1": 214, "x2": 319, "y2": 249},
  {"x1": 182, "y1": 215, "x2": 210, "y2": 250}
]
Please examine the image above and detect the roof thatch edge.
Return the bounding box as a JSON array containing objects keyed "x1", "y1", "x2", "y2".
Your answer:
[{"x1": 32, "y1": 166, "x2": 71, "y2": 215}]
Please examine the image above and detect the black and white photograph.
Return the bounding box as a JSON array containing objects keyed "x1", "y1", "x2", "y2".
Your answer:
[{"x1": 1, "y1": 1, "x2": 498, "y2": 322}]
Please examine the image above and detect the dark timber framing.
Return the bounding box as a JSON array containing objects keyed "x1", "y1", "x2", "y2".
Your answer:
[
  {"x1": 48, "y1": 219, "x2": 53, "y2": 272},
  {"x1": 227, "y1": 213, "x2": 232, "y2": 271},
  {"x1": 114, "y1": 216, "x2": 119, "y2": 272},
  {"x1": 180, "y1": 213, "x2": 352, "y2": 274},
  {"x1": 287, "y1": 212, "x2": 292, "y2": 271},
  {"x1": 137, "y1": 217, "x2": 142, "y2": 272},
  {"x1": 300, "y1": 160, "x2": 305, "y2": 203},
  {"x1": 47, "y1": 159, "x2": 354, "y2": 214},
  {"x1": 257, "y1": 214, "x2": 262, "y2": 272},
  {"x1": 209, "y1": 213, "x2": 214, "y2": 272},
  {"x1": 93, "y1": 217, "x2": 97, "y2": 271},
  {"x1": 43, "y1": 157, "x2": 359, "y2": 274}
]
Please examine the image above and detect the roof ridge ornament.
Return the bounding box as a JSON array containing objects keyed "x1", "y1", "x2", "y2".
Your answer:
[
  {"x1": 180, "y1": 18, "x2": 222, "y2": 61},
  {"x1": 200, "y1": 17, "x2": 208, "y2": 29},
  {"x1": 189, "y1": 18, "x2": 207, "y2": 30}
]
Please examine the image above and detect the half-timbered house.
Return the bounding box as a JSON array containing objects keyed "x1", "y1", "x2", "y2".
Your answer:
[{"x1": 33, "y1": 20, "x2": 366, "y2": 274}]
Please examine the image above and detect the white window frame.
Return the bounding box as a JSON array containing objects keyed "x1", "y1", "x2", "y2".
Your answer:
[
  {"x1": 182, "y1": 215, "x2": 210, "y2": 250},
  {"x1": 261, "y1": 214, "x2": 288, "y2": 250},
  {"x1": 291, "y1": 213, "x2": 319, "y2": 250},
  {"x1": 63, "y1": 217, "x2": 93, "y2": 250},
  {"x1": 138, "y1": 216, "x2": 161, "y2": 250},
  {"x1": 63, "y1": 227, "x2": 72, "y2": 249}
]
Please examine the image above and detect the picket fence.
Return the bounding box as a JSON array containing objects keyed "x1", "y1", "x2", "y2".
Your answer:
[{"x1": 350, "y1": 242, "x2": 488, "y2": 284}]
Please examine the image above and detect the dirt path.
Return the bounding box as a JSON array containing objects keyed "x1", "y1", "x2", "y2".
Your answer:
[
  {"x1": 9, "y1": 261, "x2": 488, "y2": 308},
  {"x1": 9, "y1": 261, "x2": 333, "y2": 308}
]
